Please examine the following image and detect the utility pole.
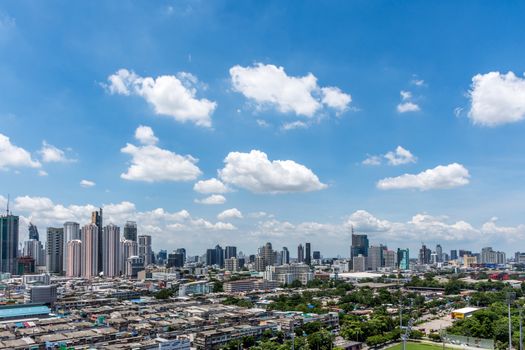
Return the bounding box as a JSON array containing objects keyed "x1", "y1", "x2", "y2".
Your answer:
[{"x1": 508, "y1": 292, "x2": 516, "y2": 350}]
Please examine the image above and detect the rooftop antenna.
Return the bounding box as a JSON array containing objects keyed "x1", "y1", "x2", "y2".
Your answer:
[{"x1": 6, "y1": 194, "x2": 9, "y2": 215}]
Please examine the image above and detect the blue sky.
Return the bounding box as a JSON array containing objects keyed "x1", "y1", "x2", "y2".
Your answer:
[{"x1": 1, "y1": 1, "x2": 525, "y2": 257}]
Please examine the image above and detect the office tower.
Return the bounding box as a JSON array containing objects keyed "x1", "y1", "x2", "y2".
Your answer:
[
  {"x1": 23, "y1": 239, "x2": 45, "y2": 266},
  {"x1": 138, "y1": 235, "x2": 152, "y2": 266},
  {"x1": 367, "y1": 245, "x2": 384, "y2": 271},
  {"x1": 260, "y1": 242, "x2": 274, "y2": 267},
  {"x1": 383, "y1": 249, "x2": 397, "y2": 268},
  {"x1": 450, "y1": 250, "x2": 458, "y2": 260},
  {"x1": 46, "y1": 227, "x2": 64, "y2": 274},
  {"x1": 157, "y1": 250, "x2": 168, "y2": 265},
  {"x1": 313, "y1": 251, "x2": 321, "y2": 260},
  {"x1": 65, "y1": 240, "x2": 82, "y2": 277},
  {"x1": 215, "y1": 245, "x2": 224, "y2": 268},
  {"x1": 28, "y1": 223, "x2": 39, "y2": 241},
  {"x1": 281, "y1": 247, "x2": 290, "y2": 265},
  {"x1": 297, "y1": 244, "x2": 304, "y2": 263},
  {"x1": 102, "y1": 224, "x2": 120, "y2": 277},
  {"x1": 0, "y1": 212, "x2": 19, "y2": 274},
  {"x1": 120, "y1": 240, "x2": 138, "y2": 275},
  {"x1": 397, "y1": 248, "x2": 410, "y2": 270},
  {"x1": 167, "y1": 252, "x2": 184, "y2": 268},
  {"x1": 274, "y1": 251, "x2": 282, "y2": 266},
  {"x1": 419, "y1": 245, "x2": 431, "y2": 264},
  {"x1": 124, "y1": 221, "x2": 137, "y2": 241},
  {"x1": 206, "y1": 249, "x2": 216, "y2": 266},
  {"x1": 350, "y1": 234, "x2": 369, "y2": 259},
  {"x1": 91, "y1": 208, "x2": 103, "y2": 272},
  {"x1": 436, "y1": 244, "x2": 443, "y2": 263},
  {"x1": 458, "y1": 250, "x2": 472, "y2": 258},
  {"x1": 305, "y1": 242, "x2": 312, "y2": 265},
  {"x1": 81, "y1": 224, "x2": 99, "y2": 278},
  {"x1": 175, "y1": 248, "x2": 186, "y2": 265},
  {"x1": 352, "y1": 255, "x2": 366, "y2": 272},
  {"x1": 225, "y1": 246, "x2": 237, "y2": 259},
  {"x1": 62, "y1": 222, "x2": 80, "y2": 273}
]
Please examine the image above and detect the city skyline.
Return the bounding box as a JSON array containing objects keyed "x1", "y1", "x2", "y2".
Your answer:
[{"x1": 2, "y1": 2, "x2": 525, "y2": 255}]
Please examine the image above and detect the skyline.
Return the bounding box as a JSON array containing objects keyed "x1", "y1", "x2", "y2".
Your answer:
[{"x1": 2, "y1": 1, "x2": 525, "y2": 255}]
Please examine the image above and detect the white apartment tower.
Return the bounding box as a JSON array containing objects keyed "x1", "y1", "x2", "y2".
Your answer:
[
  {"x1": 102, "y1": 224, "x2": 120, "y2": 277},
  {"x1": 81, "y1": 224, "x2": 98, "y2": 278},
  {"x1": 66, "y1": 240, "x2": 82, "y2": 277}
]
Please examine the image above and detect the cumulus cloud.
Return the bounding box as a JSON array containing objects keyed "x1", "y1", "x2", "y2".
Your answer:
[
  {"x1": 121, "y1": 126, "x2": 201, "y2": 182},
  {"x1": 230, "y1": 63, "x2": 351, "y2": 117},
  {"x1": 384, "y1": 146, "x2": 417, "y2": 165},
  {"x1": 219, "y1": 150, "x2": 327, "y2": 194},
  {"x1": 39, "y1": 141, "x2": 75, "y2": 163},
  {"x1": 377, "y1": 163, "x2": 470, "y2": 190},
  {"x1": 134, "y1": 125, "x2": 158, "y2": 145},
  {"x1": 194, "y1": 194, "x2": 226, "y2": 205},
  {"x1": 362, "y1": 146, "x2": 416, "y2": 166},
  {"x1": 217, "y1": 208, "x2": 243, "y2": 220},
  {"x1": 80, "y1": 179, "x2": 95, "y2": 188},
  {"x1": 193, "y1": 178, "x2": 229, "y2": 194},
  {"x1": 397, "y1": 90, "x2": 420, "y2": 113},
  {"x1": 105, "y1": 69, "x2": 217, "y2": 127},
  {"x1": 468, "y1": 71, "x2": 525, "y2": 126},
  {"x1": 346, "y1": 210, "x2": 391, "y2": 232},
  {"x1": 0, "y1": 133, "x2": 40, "y2": 169},
  {"x1": 282, "y1": 121, "x2": 308, "y2": 131}
]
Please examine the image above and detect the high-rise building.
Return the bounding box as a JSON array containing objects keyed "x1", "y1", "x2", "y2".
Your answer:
[
  {"x1": 383, "y1": 249, "x2": 397, "y2": 268},
  {"x1": 175, "y1": 248, "x2": 186, "y2": 265},
  {"x1": 28, "y1": 223, "x2": 39, "y2": 241},
  {"x1": 350, "y1": 234, "x2": 369, "y2": 260},
  {"x1": 480, "y1": 247, "x2": 506, "y2": 265},
  {"x1": 0, "y1": 212, "x2": 19, "y2": 275},
  {"x1": 224, "y1": 257, "x2": 239, "y2": 272},
  {"x1": 305, "y1": 243, "x2": 312, "y2": 265},
  {"x1": 167, "y1": 252, "x2": 184, "y2": 268},
  {"x1": 46, "y1": 227, "x2": 64, "y2": 274},
  {"x1": 397, "y1": 248, "x2": 410, "y2": 270},
  {"x1": 138, "y1": 235, "x2": 152, "y2": 266},
  {"x1": 17, "y1": 256, "x2": 35, "y2": 275},
  {"x1": 297, "y1": 244, "x2": 304, "y2": 263},
  {"x1": 224, "y1": 246, "x2": 237, "y2": 259},
  {"x1": 62, "y1": 222, "x2": 80, "y2": 273},
  {"x1": 281, "y1": 247, "x2": 290, "y2": 265},
  {"x1": 367, "y1": 245, "x2": 384, "y2": 271},
  {"x1": 126, "y1": 256, "x2": 144, "y2": 277},
  {"x1": 352, "y1": 255, "x2": 366, "y2": 272},
  {"x1": 450, "y1": 250, "x2": 458, "y2": 260},
  {"x1": 215, "y1": 245, "x2": 224, "y2": 268},
  {"x1": 91, "y1": 208, "x2": 103, "y2": 272},
  {"x1": 81, "y1": 224, "x2": 99, "y2": 278},
  {"x1": 102, "y1": 224, "x2": 120, "y2": 277},
  {"x1": 436, "y1": 244, "x2": 443, "y2": 263},
  {"x1": 121, "y1": 239, "x2": 138, "y2": 275},
  {"x1": 419, "y1": 244, "x2": 431, "y2": 264},
  {"x1": 313, "y1": 251, "x2": 321, "y2": 260},
  {"x1": 65, "y1": 240, "x2": 82, "y2": 277},
  {"x1": 124, "y1": 221, "x2": 137, "y2": 242},
  {"x1": 23, "y1": 239, "x2": 45, "y2": 266},
  {"x1": 260, "y1": 242, "x2": 274, "y2": 267},
  {"x1": 206, "y1": 249, "x2": 216, "y2": 266}
]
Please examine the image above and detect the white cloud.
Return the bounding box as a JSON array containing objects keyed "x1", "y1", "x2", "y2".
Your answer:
[
  {"x1": 134, "y1": 125, "x2": 158, "y2": 145},
  {"x1": 346, "y1": 210, "x2": 391, "y2": 232},
  {"x1": 39, "y1": 141, "x2": 75, "y2": 163},
  {"x1": 377, "y1": 163, "x2": 470, "y2": 190},
  {"x1": 38, "y1": 170, "x2": 48, "y2": 177},
  {"x1": 121, "y1": 126, "x2": 201, "y2": 182},
  {"x1": 219, "y1": 150, "x2": 327, "y2": 194},
  {"x1": 282, "y1": 121, "x2": 308, "y2": 131},
  {"x1": 400, "y1": 90, "x2": 412, "y2": 101},
  {"x1": 106, "y1": 69, "x2": 217, "y2": 127},
  {"x1": 217, "y1": 208, "x2": 243, "y2": 220},
  {"x1": 321, "y1": 87, "x2": 352, "y2": 114},
  {"x1": 195, "y1": 194, "x2": 226, "y2": 205},
  {"x1": 362, "y1": 155, "x2": 382, "y2": 166},
  {"x1": 256, "y1": 119, "x2": 270, "y2": 128},
  {"x1": 411, "y1": 79, "x2": 425, "y2": 86},
  {"x1": 80, "y1": 179, "x2": 96, "y2": 188},
  {"x1": 397, "y1": 102, "x2": 420, "y2": 113},
  {"x1": 0, "y1": 133, "x2": 41, "y2": 169},
  {"x1": 468, "y1": 71, "x2": 525, "y2": 126},
  {"x1": 384, "y1": 146, "x2": 417, "y2": 165},
  {"x1": 193, "y1": 178, "x2": 229, "y2": 194},
  {"x1": 230, "y1": 63, "x2": 351, "y2": 117}
]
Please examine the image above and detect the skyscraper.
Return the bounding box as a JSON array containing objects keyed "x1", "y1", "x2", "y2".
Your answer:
[
  {"x1": 23, "y1": 239, "x2": 45, "y2": 266},
  {"x1": 450, "y1": 250, "x2": 458, "y2": 260},
  {"x1": 281, "y1": 247, "x2": 290, "y2": 265},
  {"x1": 206, "y1": 249, "x2": 216, "y2": 266},
  {"x1": 367, "y1": 245, "x2": 384, "y2": 271},
  {"x1": 138, "y1": 235, "x2": 152, "y2": 266},
  {"x1": 175, "y1": 248, "x2": 186, "y2": 265},
  {"x1": 46, "y1": 227, "x2": 64, "y2": 274},
  {"x1": 305, "y1": 242, "x2": 312, "y2": 265},
  {"x1": 350, "y1": 234, "x2": 369, "y2": 259},
  {"x1": 81, "y1": 224, "x2": 98, "y2": 278},
  {"x1": 91, "y1": 208, "x2": 103, "y2": 272},
  {"x1": 419, "y1": 244, "x2": 431, "y2": 264},
  {"x1": 124, "y1": 221, "x2": 137, "y2": 241},
  {"x1": 215, "y1": 245, "x2": 224, "y2": 268},
  {"x1": 436, "y1": 244, "x2": 443, "y2": 263},
  {"x1": 297, "y1": 244, "x2": 304, "y2": 263},
  {"x1": 102, "y1": 224, "x2": 120, "y2": 277},
  {"x1": 28, "y1": 223, "x2": 39, "y2": 241},
  {"x1": 120, "y1": 239, "x2": 138, "y2": 275},
  {"x1": 62, "y1": 222, "x2": 80, "y2": 274},
  {"x1": 261, "y1": 242, "x2": 274, "y2": 267},
  {"x1": 397, "y1": 248, "x2": 409, "y2": 270},
  {"x1": 224, "y1": 246, "x2": 237, "y2": 259},
  {"x1": 0, "y1": 212, "x2": 19, "y2": 275},
  {"x1": 66, "y1": 240, "x2": 82, "y2": 277}
]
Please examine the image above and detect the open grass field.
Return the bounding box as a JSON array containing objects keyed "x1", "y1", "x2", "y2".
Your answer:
[{"x1": 387, "y1": 342, "x2": 450, "y2": 350}]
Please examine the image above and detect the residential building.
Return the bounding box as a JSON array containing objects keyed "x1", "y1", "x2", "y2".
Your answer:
[
  {"x1": 102, "y1": 224, "x2": 120, "y2": 277},
  {"x1": 281, "y1": 247, "x2": 290, "y2": 265},
  {"x1": 81, "y1": 224, "x2": 98, "y2": 278},
  {"x1": 138, "y1": 235, "x2": 152, "y2": 266},
  {"x1": 46, "y1": 227, "x2": 64, "y2": 274},
  {"x1": 121, "y1": 240, "x2": 138, "y2": 275},
  {"x1": 352, "y1": 255, "x2": 366, "y2": 272},
  {"x1": 123, "y1": 221, "x2": 137, "y2": 241},
  {"x1": 297, "y1": 244, "x2": 304, "y2": 263},
  {"x1": 91, "y1": 208, "x2": 103, "y2": 273},
  {"x1": 65, "y1": 240, "x2": 82, "y2": 277},
  {"x1": 62, "y1": 221, "x2": 80, "y2": 273},
  {"x1": 23, "y1": 239, "x2": 45, "y2": 266},
  {"x1": 264, "y1": 264, "x2": 313, "y2": 286}
]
